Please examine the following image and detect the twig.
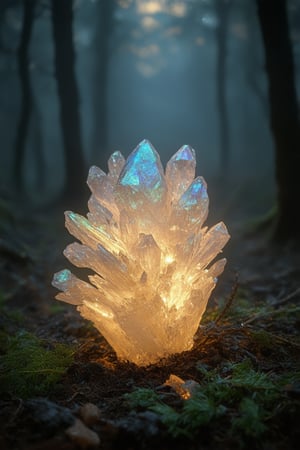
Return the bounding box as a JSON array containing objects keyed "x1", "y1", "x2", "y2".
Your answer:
[
  {"x1": 276, "y1": 287, "x2": 300, "y2": 306},
  {"x1": 215, "y1": 272, "x2": 239, "y2": 325},
  {"x1": 199, "y1": 272, "x2": 239, "y2": 347},
  {"x1": 247, "y1": 327, "x2": 300, "y2": 349},
  {"x1": 270, "y1": 333, "x2": 300, "y2": 348},
  {"x1": 66, "y1": 391, "x2": 80, "y2": 403},
  {"x1": 242, "y1": 306, "x2": 300, "y2": 326}
]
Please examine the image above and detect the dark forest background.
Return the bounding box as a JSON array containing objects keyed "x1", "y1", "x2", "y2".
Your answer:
[
  {"x1": 0, "y1": 0, "x2": 300, "y2": 239},
  {"x1": 0, "y1": 3, "x2": 300, "y2": 448}
]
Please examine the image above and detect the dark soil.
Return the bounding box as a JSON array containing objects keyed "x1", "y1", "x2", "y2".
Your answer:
[{"x1": 0, "y1": 202, "x2": 299, "y2": 449}]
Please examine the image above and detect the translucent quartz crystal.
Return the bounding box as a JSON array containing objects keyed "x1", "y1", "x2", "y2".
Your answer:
[{"x1": 52, "y1": 140, "x2": 230, "y2": 366}]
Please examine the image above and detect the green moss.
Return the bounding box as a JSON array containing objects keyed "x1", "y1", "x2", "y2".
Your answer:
[
  {"x1": 249, "y1": 329, "x2": 274, "y2": 349},
  {"x1": 176, "y1": 391, "x2": 225, "y2": 435},
  {"x1": 124, "y1": 360, "x2": 283, "y2": 441},
  {"x1": 231, "y1": 397, "x2": 267, "y2": 438},
  {"x1": 124, "y1": 359, "x2": 298, "y2": 445},
  {"x1": 122, "y1": 288, "x2": 300, "y2": 447},
  {"x1": 151, "y1": 403, "x2": 182, "y2": 436},
  {"x1": 276, "y1": 370, "x2": 300, "y2": 386},
  {"x1": 230, "y1": 298, "x2": 270, "y2": 321},
  {"x1": 202, "y1": 288, "x2": 271, "y2": 325},
  {"x1": 230, "y1": 360, "x2": 275, "y2": 391},
  {"x1": 49, "y1": 303, "x2": 66, "y2": 315},
  {"x1": 124, "y1": 387, "x2": 161, "y2": 408},
  {"x1": 0, "y1": 331, "x2": 74, "y2": 398}
]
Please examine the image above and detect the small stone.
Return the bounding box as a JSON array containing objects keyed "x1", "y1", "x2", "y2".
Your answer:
[
  {"x1": 116, "y1": 411, "x2": 161, "y2": 438},
  {"x1": 164, "y1": 374, "x2": 200, "y2": 399},
  {"x1": 66, "y1": 418, "x2": 100, "y2": 448},
  {"x1": 25, "y1": 399, "x2": 74, "y2": 436},
  {"x1": 80, "y1": 403, "x2": 101, "y2": 426}
]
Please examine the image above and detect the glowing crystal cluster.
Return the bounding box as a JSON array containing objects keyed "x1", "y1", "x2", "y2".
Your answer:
[{"x1": 52, "y1": 140, "x2": 230, "y2": 366}]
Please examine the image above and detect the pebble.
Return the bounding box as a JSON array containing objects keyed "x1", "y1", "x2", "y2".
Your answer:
[
  {"x1": 66, "y1": 418, "x2": 100, "y2": 448},
  {"x1": 25, "y1": 398, "x2": 74, "y2": 435},
  {"x1": 80, "y1": 403, "x2": 101, "y2": 426}
]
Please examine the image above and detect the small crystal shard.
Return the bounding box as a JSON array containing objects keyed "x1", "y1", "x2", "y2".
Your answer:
[
  {"x1": 52, "y1": 140, "x2": 230, "y2": 366},
  {"x1": 174, "y1": 176, "x2": 209, "y2": 228},
  {"x1": 165, "y1": 145, "x2": 196, "y2": 201},
  {"x1": 108, "y1": 150, "x2": 125, "y2": 180},
  {"x1": 164, "y1": 374, "x2": 200, "y2": 399}
]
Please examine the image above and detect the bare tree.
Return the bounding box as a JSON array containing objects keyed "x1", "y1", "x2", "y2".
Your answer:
[
  {"x1": 215, "y1": 0, "x2": 232, "y2": 176},
  {"x1": 257, "y1": 0, "x2": 300, "y2": 241},
  {"x1": 51, "y1": 0, "x2": 86, "y2": 200},
  {"x1": 242, "y1": 2, "x2": 268, "y2": 117},
  {"x1": 31, "y1": 92, "x2": 45, "y2": 191},
  {"x1": 14, "y1": 0, "x2": 36, "y2": 192},
  {"x1": 91, "y1": 0, "x2": 115, "y2": 167}
]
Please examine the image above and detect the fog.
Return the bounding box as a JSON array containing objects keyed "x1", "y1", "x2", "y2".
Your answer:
[{"x1": 0, "y1": 0, "x2": 299, "y2": 218}]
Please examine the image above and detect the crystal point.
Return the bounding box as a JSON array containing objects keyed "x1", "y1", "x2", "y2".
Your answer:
[
  {"x1": 166, "y1": 145, "x2": 196, "y2": 201},
  {"x1": 52, "y1": 141, "x2": 230, "y2": 366},
  {"x1": 178, "y1": 176, "x2": 208, "y2": 210},
  {"x1": 118, "y1": 140, "x2": 167, "y2": 204},
  {"x1": 108, "y1": 151, "x2": 125, "y2": 180}
]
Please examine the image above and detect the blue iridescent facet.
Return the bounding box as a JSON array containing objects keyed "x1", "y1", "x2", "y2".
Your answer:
[
  {"x1": 52, "y1": 269, "x2": 72, "y2": 291},
  {"x1": 178, "y1": 177, "x2": 208, "y2": 210},
  {"x1": 56, "y1": 269, "x2": 71, "y2": 283},
  {"x1": 118, "y1": 140, "x2": 166, "y2": 203},
  {"x1": 173, "y1": 145, "x2": 195, "y2": 161}
]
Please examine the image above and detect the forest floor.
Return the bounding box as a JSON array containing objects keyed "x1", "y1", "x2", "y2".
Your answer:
[{"x1": 0, "y1": 197, "x2": 299, "y2": 450}]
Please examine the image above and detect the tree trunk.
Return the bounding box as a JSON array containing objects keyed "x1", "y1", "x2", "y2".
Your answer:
[
  {"x1": 14, "y1": 0, "x2": 36, "y2": 192},
  {"x1": 257, "y1": 0, "x2": 300, "y2": 241},
  {"x1": 91, "y1": 0, "x2": 114, "y2": 167},
  {"x1": 31, "y1": 93, "x2": 45, "y2": 191},
  {"x1": 51, "y1": 0, "x2": 86, "y2": 200},
  {"x1": 215, "y1": 0, "x2": 231, "y2": 177}
]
